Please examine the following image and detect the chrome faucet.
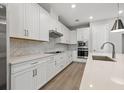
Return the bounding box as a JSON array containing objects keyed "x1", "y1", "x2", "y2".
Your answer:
[{"x1": 101, "y1": 42, "x2": 115, "y2": 58}]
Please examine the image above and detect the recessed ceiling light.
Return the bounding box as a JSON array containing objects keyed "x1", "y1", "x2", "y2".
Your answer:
[
  {"x1": 119, "y1": 10, "x2": 123, "y2": 14},
  {"x1": 89, "y1": 16, "x2": 93, "y2": 19},
  {"x1": 89, "y1": 84, "x2": 93, "y2": 88},
  {"x1": 71, "y1": 4, "x2": 76, "y2": 8}
]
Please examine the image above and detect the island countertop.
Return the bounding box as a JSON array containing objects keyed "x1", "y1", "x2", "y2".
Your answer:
[{"x1": 80, "y1": 53, "x2": 124, "y2": 90}]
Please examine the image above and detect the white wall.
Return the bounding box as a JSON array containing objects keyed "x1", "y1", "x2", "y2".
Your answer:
[
  {"x1": 90, "y1": 19, "x2": 111, "y2": 53},
  {"x1": 70, "y1": 18, "x2": 124, "y2": 56},
  {"x1": 90, "y1": 18, "x2": 124, "y2": 54},
  {"x1": 109, "y1": 31, "x2": 123, "y2": 53},
  {"x1": 122, "y1": 34, "x2": 124, "y2": 53}
]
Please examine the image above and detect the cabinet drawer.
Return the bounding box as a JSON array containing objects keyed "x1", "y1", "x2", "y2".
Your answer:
[
  {"x1": 11, "y1": 59, "x2": 40, "y2": 74},
  {"x1": 11, "y1": 56, "x2": 54, "y2": 74}
]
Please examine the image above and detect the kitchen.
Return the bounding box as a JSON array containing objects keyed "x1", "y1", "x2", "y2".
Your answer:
[{"x1": 0, "y1": 2, "x2": 124, "y2": 90}]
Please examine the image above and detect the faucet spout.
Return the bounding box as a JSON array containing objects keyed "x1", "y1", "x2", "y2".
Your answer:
[{"x1": 101, "y1": 42, "x2": 115, "y2": 58}]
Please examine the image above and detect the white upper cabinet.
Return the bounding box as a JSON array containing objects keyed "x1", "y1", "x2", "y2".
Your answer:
[
  {"x1": 58, "y1": 24, "x2": 66, "y2": 43},
  {"x1": 49, "y1": 18, "x2": 62, "y2": 33},
  {"x1": 57, "y1": 23, "x2": 71, "y2": 44},
  {"x1": 8, "y1": 3, "x2": 49, "y2": 41},
  {"x1": 8, "y1": 3, "x2": 73, "y2": 42},
  {"x1": 49, "y1": 17, "x2": 55, "y2": 31},
  {"x1": 8, "y1": 4, "x2": 25, "y2": 38},
  {"x1": 25, "y1": 4, "x2": 40, "y2": 40},
  {"x1": 70, "y1": 31, "x2": 77, "y2": 44},
  {"x1": 65, "y1": 27, "x2": 70, "y2": 44},
  {"x1": 77, "y1": 27, "x2": 89, "y2": 41},
  {"x1": 55, "y1": 20, "x2": 62, "y2": 33},
  {"x1": 39, "y1": 6, "x2": 50, "y2": 41}
]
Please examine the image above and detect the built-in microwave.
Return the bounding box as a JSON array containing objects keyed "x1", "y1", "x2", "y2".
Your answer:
[{"x1": 78, "y1": 41, "x2": 88, "y2": 47}]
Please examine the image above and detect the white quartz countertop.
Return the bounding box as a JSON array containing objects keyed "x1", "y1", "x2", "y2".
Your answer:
[
  {"x1": 10, "y1": 53, "x2": 54, "y2": 65},
  {"x1": 80, "y1": 53, "x2": 124, "y2": 90},
  {"x1": 9, "y1": 51, "x2": 72, "y2": 65}
]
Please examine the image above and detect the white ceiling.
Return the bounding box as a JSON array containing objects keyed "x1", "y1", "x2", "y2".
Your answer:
[{"x1": 40, "y1": 3, "x2": 124, "y2": 29}]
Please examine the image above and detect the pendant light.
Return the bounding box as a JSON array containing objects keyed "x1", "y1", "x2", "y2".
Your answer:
[{"x1": 111, "y1": 3, "x2": 124, "y2": 32}]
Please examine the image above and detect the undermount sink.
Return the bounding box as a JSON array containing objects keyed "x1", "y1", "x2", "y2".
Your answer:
[{"x1": 92, "y1": 55, "x2": 116, "y2": 62}]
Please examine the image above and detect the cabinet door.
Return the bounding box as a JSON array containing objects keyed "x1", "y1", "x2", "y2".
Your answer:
[
  {"x1": 25, "y1": 3, "x2": 40, "y2": 40},
  {"x1": 58, "y1": 24, "x2": 67, "y2": 43},
  {"x1": 46, "y1": 58, "x2": 55, "y2": 82},
  {"x1": 70, "y1": 31, "x2": 77, "y2": 44},
  {"x1": 11, "y1": 68, "x2": 34, "y2": 90},
  {"x1": 91, "y1": 22, "x2": 109, "y2": 53},
  {"x1": 77, "y1": 28, "x2": 90, "y2": 41},
  {"x1": 69, "y1": 52, "x2": 73, "y2": 63},
  {"x1": 66, "y1": 53, "x2": 70, "y2": 65},
  {"x1": 8, "y1": 3, "x2": 25, "y2": 38},
  {"x1": 39, "y1": 7, "x2": 50, "y2": 41},
  {"x1": 49, "y1": 18, "x2": 60, "y2": 32},
  {"x1": 36, "y1": 62, "x2": 47, "y2": 89},
  {"x1": 49, "y1": 17, "x2": 56, "y2": 31},
  {"x1": 63, "y1": 25, "x2": 68, "y2": 43},
  {"x1": 56, "y1": 20, "x2": 62, "y2": 33},
  {"x1": 65, "y1": 52, "x2": 72, "y2": 65},
  {"x1": 77, "y1": 29, "x2": 83, "y2": 41},
  {"x1": 57, "y1": 24, "x2": 71, "y2": 44},
  {"x1": 66, "y1": 29, "x2": 70, "y2": 44},
  {"x1": 54, "y1": 54, "x2": 63, "y2": 74}
]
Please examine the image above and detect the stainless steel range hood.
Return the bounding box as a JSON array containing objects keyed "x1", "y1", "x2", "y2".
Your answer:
[{"x1": 49, "y1": 30, "x2": 63, "y2": 38}]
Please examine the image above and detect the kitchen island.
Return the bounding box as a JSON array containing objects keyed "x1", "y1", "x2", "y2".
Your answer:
[{"x1": 80, "y1": 53, "x2": 124, "y2": 90}]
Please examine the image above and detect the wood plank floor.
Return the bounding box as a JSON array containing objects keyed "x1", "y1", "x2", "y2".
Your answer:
[{"x1": 40, "y1": 62, "x2": 86, "y2": 90}]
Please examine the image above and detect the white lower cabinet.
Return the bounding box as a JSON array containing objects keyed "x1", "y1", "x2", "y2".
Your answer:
[
  {"x1": 11, "y1": 52, "x2": 73, "y2": 90},
  {"x1": 46, "y1": 57, "x2": 55, "y2": 82},
  {"x1": 11, "y1": 59, "x2": 47, "y2": 90},
  {"x1": 54, "y1": 52, "x2": 73, "y2": 74},
  {"x1": 54, "y1": 54, "x2": 64, "y2": 74},
  {"x1": 36, "y1": 61, "x2": 47, "y2": 89},
  {"x1": 11, "y1": 67, "x2": 36, "y2": 90},
  {"x1": 66, "y1": 51, "x2": 72, "y2": 65}
]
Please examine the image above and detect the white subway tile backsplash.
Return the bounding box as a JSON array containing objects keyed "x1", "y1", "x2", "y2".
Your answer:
[{"x1": 10, "y1": 38, "x2": 68, "y2": 57}]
